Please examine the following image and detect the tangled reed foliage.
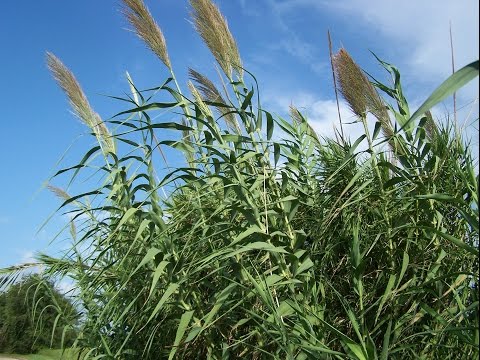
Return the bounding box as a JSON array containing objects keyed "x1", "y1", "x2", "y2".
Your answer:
[{"x1": 2, "y1": 0, "x2": 478, "y2": 359}]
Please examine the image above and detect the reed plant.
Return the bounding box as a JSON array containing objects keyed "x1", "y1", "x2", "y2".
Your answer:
[{"x1": 1, "y1": 0, "x2": 478, "y2": 358}]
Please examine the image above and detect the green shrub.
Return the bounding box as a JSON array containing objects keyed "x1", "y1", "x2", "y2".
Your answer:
[{"x1": 0, "y1": 274, "x2": 78, "y2": 354}]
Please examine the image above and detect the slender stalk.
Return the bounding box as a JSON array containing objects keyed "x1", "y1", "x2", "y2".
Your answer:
[
  {"x1": 450, "y1": 21, "x2": 457, "y2": 124},
  {"x1": 328, "y1": 30, "x2": 345, "y2": 142}
]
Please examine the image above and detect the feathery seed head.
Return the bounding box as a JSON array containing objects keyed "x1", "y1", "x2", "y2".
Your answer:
[
  {"x1": 190, "y1": 0, "x2": 243, "y2": 81},
  {"x1": 47, "y1": 184, "x2": 71, "y2": 201},
  {"x1": 189, "y1": 69, "x2": 239, "y2": 133},
  {"x1": 364, "y1": 84, "x2": 395, "y2": 140},
  {"x1": 333, "y1": 48, "x2": 370, "y2": 119},
  {"x1": 123, "y1": 0, "x2": 171, "y2": 69},
  {"x1": 424, "y1": 110, "x2": 438, "y2": 141},
  {"x1": 289, "y1": 105, "x2": 321, "y2": 145},
  {"x1": 46, "y1": 52, "x2": 115, "y2": 154},
  {"x1": 47, "y1": 52, "x2": 95, "y2": 128},
  {"x1": 289, "y1": 105, "x2": 303, "y2": 127},
  {"x1": 188, "y1": 81, "x2": 214, "y2": 118},
  {"x1": 333, "y1": 49, "x2": 400, "y2": 152},
  {"x1": 94, "y1": 114, "x2": 116, "y2": 153},
  {"x1": 189, "y1": 68, "x2": 222, "y2": 103}
]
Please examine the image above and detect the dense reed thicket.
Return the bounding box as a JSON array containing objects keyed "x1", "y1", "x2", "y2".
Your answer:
[{"x1": 1, "y1": 0, "x2": 478, "y2": 358}]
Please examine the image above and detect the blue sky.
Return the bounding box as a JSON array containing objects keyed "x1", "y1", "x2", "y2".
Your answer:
[{"x1": 0, "y1": 0, "x2": 478, "y2": 269}]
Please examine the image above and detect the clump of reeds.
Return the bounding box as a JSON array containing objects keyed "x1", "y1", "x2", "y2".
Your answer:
[{"x1": 4, "y1": 1, "x2": 476, "y2": 359}]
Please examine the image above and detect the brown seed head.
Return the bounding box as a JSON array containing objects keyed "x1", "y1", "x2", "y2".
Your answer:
[
  {"x1": 423, "y1": 110, "x2": 438, "y2": 141},
  {"x1": 333, "y1": 48, "x2": 370, "y2": 119},
  {"x1": 364, "y1": 84, "x2": 395, "y2": 141},
  {"x1": 189, "y1": 68, "x2": 240, "y2": 133},
  {"x1": 333, "y1": 48, "x2": 399, "y2": 151},
  {"x1": 189, "y1": 68, "x2": 222, "y2": 103},
  {"x1": 123, "y1": 0, "x2": 171, "y2": 69}
]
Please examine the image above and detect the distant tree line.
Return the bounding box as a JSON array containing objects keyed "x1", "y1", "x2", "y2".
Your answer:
[{"x1": 0, "y1": 274, "x2": 78, "y2": 354}]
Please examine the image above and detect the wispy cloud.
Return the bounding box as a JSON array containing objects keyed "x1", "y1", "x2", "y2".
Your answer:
[
  {"x1": 237, "y1": 0, "x2": 261, "y2": 16},
  {"x1": 247, "y1": 0, "x2": 327, "y2": 75},
  {"x1": 328, "y1": 0, "x2": 478, "y2": 79},
  {"x1": 10, "y1": 249, "x2": 44, "y2": 274},
  {"x1": 276, "y1": 34, "x2": 327, "y2": 75},
  {"x1": 262, "y1": 89, "x2": 368, "y2": 143},
  {"x1": 268, "y1": 0, "x2": 478, "y2": 94},
  {"x1": 21, "y1": 250, "x2": 36, "y2": 263}
]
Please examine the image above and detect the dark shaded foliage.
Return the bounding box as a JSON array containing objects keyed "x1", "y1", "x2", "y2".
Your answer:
[{"x1": 0, "y1": 274, "x2": 78, "y2": 354}]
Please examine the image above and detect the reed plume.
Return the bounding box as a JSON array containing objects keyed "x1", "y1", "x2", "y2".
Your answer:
[
  {"x1": 189, "y1": 68, "x2": 240, "y2": 133},
  {"x1": 188, "y1": 81, "x2": 214, "y2": 118},
  {"x1": 46, "y1": 52, "x2": 115, "y2": 154},
  {"x1": 424, "y1": 110, "x2": 438, "y2": 141},
  {"x1": 190, "y1": 0, "x2": 243, "y2": 81},
  {"x1": 333, "y1": 48, "x2": 369, "y2": 119},
  {"x1": 333, "y1": 48, "x2": 398, "y2": 150},
  {"x1": 289, "y1": 105, "x2": 321, "y2": 146},
  {"x1": 47, "y1": 184, "x2": 71, "y2": 201},
  {"x1": 122, "y1": 0, "x2": 171, "y2": 70}
]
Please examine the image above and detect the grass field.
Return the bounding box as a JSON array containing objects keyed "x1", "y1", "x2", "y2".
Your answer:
[{"x1": 0, "y1": 348, "x2": 82, "y2": 360}]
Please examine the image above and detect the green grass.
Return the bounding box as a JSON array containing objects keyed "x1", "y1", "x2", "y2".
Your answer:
[{"x1": 0, "y1": 348, "x2": 82, "y2": 360}]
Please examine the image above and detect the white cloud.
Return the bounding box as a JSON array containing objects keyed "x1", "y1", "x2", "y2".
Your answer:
[
  {"x1": 56, "y1": 277, "x2": 78, "y2": 297},
  {"x1": 308, "y1": 99, "x2": 368, "y2": 143},
  {"x1": 263, "y1": 91, "x2": 345, "y2": 139},
  {"x1": 20, "y1": 250, "x2": 36, "y2": 263},
  {"x1": 12, "y1": 250, "x2": 44, "y2": 274},
  {"x1": 262, "y1": 89, "x2": 371, "y2": 147}
]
